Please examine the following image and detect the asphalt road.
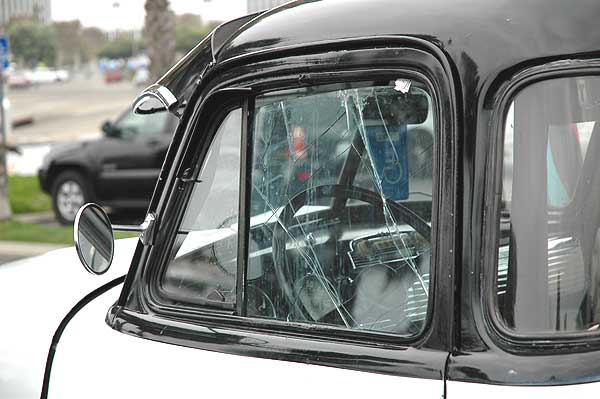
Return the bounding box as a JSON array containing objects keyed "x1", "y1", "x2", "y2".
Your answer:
[
  {"x1": 1, "y1": 73, "x2": 142, "y2": 264},
  {"x1": 7, "y1": 73, "x2": 140, "y2": 145},
  {"x1": 6, "y1": 74, "x2": 142, "y2": 177}
]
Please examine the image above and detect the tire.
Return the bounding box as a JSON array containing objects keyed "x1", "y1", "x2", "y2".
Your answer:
[{"x1": 51, "y1": 171, "x2": 92, "y2": 225}]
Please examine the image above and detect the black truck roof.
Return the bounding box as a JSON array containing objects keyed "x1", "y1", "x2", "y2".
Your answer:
[{"x1": 156, "y1": 0, "x2": 600, "y2": 112}]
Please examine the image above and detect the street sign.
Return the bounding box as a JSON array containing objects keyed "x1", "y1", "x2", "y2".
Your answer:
[
  {"x1": 0, "y1": 36, "x2": 9, "y2": 71},
  {"x1": 0, "y1": 36, "x2": 8, "y2": 219}
]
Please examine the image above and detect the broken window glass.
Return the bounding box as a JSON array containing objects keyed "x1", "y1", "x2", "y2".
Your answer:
[{"x1": 246, "y1": 80, "x2": 435, "y2": 336}]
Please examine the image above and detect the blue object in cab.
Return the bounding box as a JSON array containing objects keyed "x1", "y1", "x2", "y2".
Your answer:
[{"x1": 364, "y1": 123, "x2": 409, "y2": 201}]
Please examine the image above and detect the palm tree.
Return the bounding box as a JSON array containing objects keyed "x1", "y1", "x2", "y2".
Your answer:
[{"x1": 144, "y1": 0, "x2": 176, "y2": 83}]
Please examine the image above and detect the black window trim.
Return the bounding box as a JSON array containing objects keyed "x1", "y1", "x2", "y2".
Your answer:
[
  {"x1": 144, "y1": 68, "x2": 443, "y2": 346},
  {"x1": 150, "y1": 98, "x2": 246, "y2": 312},
  {"x1": 237, "y1": 94, "x2": 254, "y2": 318},
  {"x1": 109, "y1": 44, "x2": 457, "y2": 359},
  {"x1": 243, "y1": 74, "x2": 439, "y2": 339},
  {"x1": 483, "y1": 59, "x2": 600, "y2": 351}
]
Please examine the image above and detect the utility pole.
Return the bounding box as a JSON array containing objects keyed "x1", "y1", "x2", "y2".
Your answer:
[{"x1": 0, "y1": 34, "x2": 10, "y2": 221}]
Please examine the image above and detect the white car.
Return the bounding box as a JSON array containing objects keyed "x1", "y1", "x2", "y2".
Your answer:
[
  {"x1": 132, "y1": 67, "x2": 150, "y2": 86},
  {"x1": 25, "y1": 68, "x2": 70, "y2": 84},
  {"x1": 0, "y1": 239, "x2": 136, "y2": 398}
]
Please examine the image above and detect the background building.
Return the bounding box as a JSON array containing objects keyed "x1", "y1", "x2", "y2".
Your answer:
[
  {"x1": 247, "y1": 0, "x2": 288, "y2": 14},
  {"x1": 0, "y1": 0, "x2": 51, "y2": 28}
]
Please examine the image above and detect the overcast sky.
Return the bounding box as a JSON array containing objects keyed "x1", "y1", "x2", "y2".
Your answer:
[{"x1": 52, "y1": 0, "x2": 248, "y2": 31}]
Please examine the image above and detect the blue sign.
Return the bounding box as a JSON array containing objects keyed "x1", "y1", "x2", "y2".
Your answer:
[
  {"x1": 0, "y1": 36, "x2": 9, "y2": 71},
  {"x1": 365, "y1": 124, "x2": 409, "y2": 201}
]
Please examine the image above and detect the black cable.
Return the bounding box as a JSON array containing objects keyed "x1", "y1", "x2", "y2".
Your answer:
[{"x1": 40, "y1": 275, "x2": 126, "y2": 399}]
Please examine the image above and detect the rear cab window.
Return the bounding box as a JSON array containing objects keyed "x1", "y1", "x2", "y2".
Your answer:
[{"x1": 497, "y1": 76, "x2": 600, "y2": 335}]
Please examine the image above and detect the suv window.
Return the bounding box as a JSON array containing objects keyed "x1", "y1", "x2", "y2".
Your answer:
[
  {"x1": 159, "y1": 109, "x2": 242, "y2": 308},
  {"x1": 115, "y1": 110, "x2": 168, "y2": 138},
  {"x1": 497, "y1": 76, "x2": 600, "y2": 334},
  {"x1": 246, "y1": 80, "x2": 435, "y2": 336}
]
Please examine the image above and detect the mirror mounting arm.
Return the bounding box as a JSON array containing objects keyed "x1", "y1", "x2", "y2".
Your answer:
[{"x1": 112, "y1": 213, "x2": 157, "y2": 246}]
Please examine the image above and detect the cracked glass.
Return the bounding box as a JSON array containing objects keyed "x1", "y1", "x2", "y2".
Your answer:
[{"x1": 246, "y1": 80, "x2": 435, "y2": 336}]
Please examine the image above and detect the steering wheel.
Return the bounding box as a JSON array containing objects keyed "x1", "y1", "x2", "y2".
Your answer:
[{"x1": 271, "y1": 184, "x2": 431, "y2": 323}]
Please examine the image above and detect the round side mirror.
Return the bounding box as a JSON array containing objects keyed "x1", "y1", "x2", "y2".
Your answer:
[
  {"x1": 74, "y1": 203, "x2": 114, "y2": 275},
  {"x1": 101, "y1": 120, "x2": 119, "y2": 137}
]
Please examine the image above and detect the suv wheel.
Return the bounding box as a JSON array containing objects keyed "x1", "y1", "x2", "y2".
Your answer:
[{"x1": 51, "y1": 171, "x2": 91, "y2": 225}]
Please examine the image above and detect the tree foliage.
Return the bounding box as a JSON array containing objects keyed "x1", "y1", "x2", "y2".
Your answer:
[
  {"x1": 54, "y1": 22, "x2": 109, "y2": 65},
  {"x1": 174, "y1": 13, "x2": 211, "y2": 54},
  {"x1": 8, "y1": 20, "x2": 57, "y2": 67},
  {"x1": 98, "y1": 33, "x2": 144, "y2": 59},
  {"x1": 53, "y1": 20, "x2": 82, "y2": 66},
  {"x1": 5, "y1": 8, "x2": 213, "y2": 69},
  {"x1": 81, "y1": 27, "x2": 109, "y2": 62}
]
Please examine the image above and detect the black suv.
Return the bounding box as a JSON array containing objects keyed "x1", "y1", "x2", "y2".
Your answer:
[{"x1": 38, "y1": 109, "x2": 178, "y2": 224}]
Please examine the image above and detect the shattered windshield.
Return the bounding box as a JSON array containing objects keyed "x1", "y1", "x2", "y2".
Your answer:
[{"x1": 247, "y1": 80, "x2": 435, "y2": 335}]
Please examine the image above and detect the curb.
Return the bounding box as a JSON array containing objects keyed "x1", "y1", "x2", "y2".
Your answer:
[{"x1": 12, "y1": 211, "x2": 55, "y2": 224}]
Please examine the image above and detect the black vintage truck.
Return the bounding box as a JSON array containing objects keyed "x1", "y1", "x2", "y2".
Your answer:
[{"x1": 5, "y1": 0, "x2": 600, "y2": 397}]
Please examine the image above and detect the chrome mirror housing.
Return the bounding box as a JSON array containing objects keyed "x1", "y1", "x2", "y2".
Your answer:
[
  {"x1": 74, "y1": 203, "x2": 115, "y2": 275},
  {"x1": 74, "y1": 203, "x2": 158, "y2": 275},
  {"x1": 132, "y1": 84, "x2": 179, "y2": 116}
]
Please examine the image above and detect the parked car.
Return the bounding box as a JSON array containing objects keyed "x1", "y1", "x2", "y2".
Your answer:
[
  {"x1": 104, "y1": 69, "x2": 123, "y2": 83},
  {"x1": 38, "y1": 109, "x2": 178, "y2": 224},
  {"x1": 132, "y1": 67, "x2": 150, "y2": 86},
  {"x1": 5, "y1": 1, "x2": 600, "y2": 398},
  {"x1": 25, "y1": 67, "x2": 70, "y2": 84},
  {"x1": 7, "y1": 70, "x2": 32, "y2": 89}
]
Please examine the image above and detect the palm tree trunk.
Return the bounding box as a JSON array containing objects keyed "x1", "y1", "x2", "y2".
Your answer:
[{"x1": 144, "y1": 0, "x2": 176, "y2": 83}]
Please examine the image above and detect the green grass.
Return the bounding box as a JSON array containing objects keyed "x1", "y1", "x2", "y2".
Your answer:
[
  {"x1": 3, "y1": 175, "x2": 139, "y2": 244},
  {"x1": 0, "y1": 220, "x2": 73, "y2": 244},
  {"x1": 0, "y1": 220, "x2": 139, "y2": 245},
  {"x1": 9, "y1": 175, "x2": 52, "y2": 214}
]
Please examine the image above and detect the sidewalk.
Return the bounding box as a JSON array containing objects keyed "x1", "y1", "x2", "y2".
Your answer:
[
  {"x1": 0, "y1": 240, "x2": 67, "y2": 265},
  {"x1": 1, "y1": 212, "x2": 68, "y2": 264},
  {"x1": 13, "y1": 211, "x2": 55, "y2": 224}
]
